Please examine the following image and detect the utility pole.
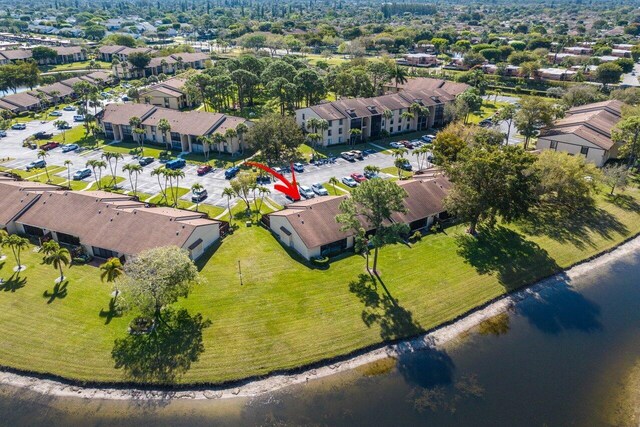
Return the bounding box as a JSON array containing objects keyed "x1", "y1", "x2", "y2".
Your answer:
[{"x1": 238, "y1": 260, "x2": 243, "y2": 286}]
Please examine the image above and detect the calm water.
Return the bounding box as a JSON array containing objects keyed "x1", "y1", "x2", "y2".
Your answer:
[{"x1": 0, "y1": 250, "x2": 639, "y2": 426}]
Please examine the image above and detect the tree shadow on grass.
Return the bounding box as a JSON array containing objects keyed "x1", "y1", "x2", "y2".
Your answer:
[
  {"x1": 0, "y1": 273, "x2": 26, "y2": 292},
  {"x1": 516, "y1": 275, "x2": 602, "y2": 335},
  {"x1": 99, "y1": 297, "x2": 122, "y2": 325},
  {"x1": 518, "y1": 203, "x2": 628, "y2": 251},
  {"x1": 42, "y1": 281, "x2": 68, "y2": 304},
  {"x1": 456, "y1": 226, "x2": 559, "y2": 291},
  {"x1": 349, "y1": 273, "x2": 423, "y2": 341},
  {"x1": 111, "y1": 308, "x2": 211, "y2": 384},
  {"x1": 605, "y1": 193, "x2": 640, "y2": 212}
]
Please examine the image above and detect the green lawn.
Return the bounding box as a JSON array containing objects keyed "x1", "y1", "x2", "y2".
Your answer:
[
  {"x1": 40, "y1": 60, "x2": 111, "y2": 73},
  {"x1": 468, "y1": 101, "x2": 510, "y2": 124},
  {"x1": 0, "y1": 185, "x2": 639, "y2": 385},
  {"x1": 52, "y1": 126, "x2": 108, "y2": 148}
]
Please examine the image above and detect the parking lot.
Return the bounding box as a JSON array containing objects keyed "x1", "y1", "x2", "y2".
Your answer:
[{"x1": 1, "y1": 114, "x2": 430, "y2": 212}]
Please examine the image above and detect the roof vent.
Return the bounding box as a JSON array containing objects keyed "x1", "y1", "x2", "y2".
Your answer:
[{"x1": 98, "y1": 210, "x2": 101, "y2": 214}]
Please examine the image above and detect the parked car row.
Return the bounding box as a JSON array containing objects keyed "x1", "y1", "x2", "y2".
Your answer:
[
  {"x1": 340, "y1": 150, "x2": 364, "y2": 161},
  {"x1": 298, "y1": 183, "x2": 330, "y2": 199}
]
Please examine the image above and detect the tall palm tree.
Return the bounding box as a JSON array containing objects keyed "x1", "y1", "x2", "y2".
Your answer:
[
  {"x1": 382, "y1": 109, "x2": 393, "y2": 130},
  {"x1": 197, "y1": 135, "x2": 212, "y2": 161},
  {"x1": 157, "y1": 118, "x2": 172, "y2": 150},
  {"x1": 391, "y1": 147, "x2": 409, "y2": 159},
  {"x1": 100, "y1": 257, "x2": 124, "y2": 298},
  {"x1": 222, "y1": 187, "x2": 235, "y2": 224},
  {"x1": 409, "y1": 103, "x2": 431, "y2": 131},
  {"x1": 317, "y1": 119, "x2": 329, "y2": 145},
  {"x1": 191, "y1": 183, "x2": 204, "y2": 212},
  {"x1": 329, "y1": 176, "x2": 339, "y2": 195},
  {"x1": 122, "y1": 163, "x2": 143, "y2": 196},
  {"x1": 349, "y1": 128, "x2": 362, "y2": 146},
  {"x1": 151, "y1": 166, "x2": 168, "y2": 204},
  {"x1": 64, "y1": 160, "x2": 72, "y2": 187},
  {"x1": 391, "y1": 65, "x2": 408, "y2": 90},
  {"x1": 235, "y1": 122, "x2": 248, "y2": 152},
  {"x1": 169, "y1": 168, "x2": 185, "y2": 207},
  {"x1": 129, "y1": 116, "x2": 142, "y2": 144},
  {"x1": 41, "y1": 240, "x2": 70, "y2": 283},
  {"x1": 2, "y1": 235, "x2": 28, "y2": 275},
  {"x1": 224, "y1": 128, "x2": 237, "y2": 154},
  {"x1": 54, "y1": 120, "x2": 68, "y2": 143},
  {"x1": 400, "y1": 111, "x2": 414, "y2": 130},
  {"x1": 213, "y1": 133, "x2": 226, "y2": 155},
  {"x1": 102, "y1": 152, "x2": 123, "y2": 188},
  {"x1": 94, "y1": 160, "x2": 107, "y2": 189},
  {"x1": 36, "y1": 149, "x2": 51, "y2": 182},
  {"x1": 255, "y1": 186, "x2": 271, "y2": 216}
]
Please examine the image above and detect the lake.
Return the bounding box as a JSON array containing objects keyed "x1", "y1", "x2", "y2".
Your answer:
[{"x1": 0, "y1": 245, "x2": 638, "y2": 426}]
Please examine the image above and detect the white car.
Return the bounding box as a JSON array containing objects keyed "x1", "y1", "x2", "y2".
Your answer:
[
  {"x1": 299, "y1": 185, "x2": 315, "y2": 199},
  {"x1": 311, "y1": 183, "x2": 329, "y2": 196},
  {"x1": 390, "y1": 141, "x2": 404, "y2": 148},
  {"x1": 342, "y1": 176, "x2": 358, "y2": 187},
  {"x1": 73, "y1": 115, "x2": 85, "y2": 122}
]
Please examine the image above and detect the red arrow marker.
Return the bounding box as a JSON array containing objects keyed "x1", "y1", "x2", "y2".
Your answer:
[{"x1": 246, "y1": 161, "x2": 301, "y2": 201}]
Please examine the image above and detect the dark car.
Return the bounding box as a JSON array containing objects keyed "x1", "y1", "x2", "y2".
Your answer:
[
  {"x1": 197, "y1": 164, "x2": 212, "y2": 175},
  {"x1": 33, "y1": 131, "x2": 53, "y2": 140},
  {"x1": 73, "y1": 168, "x2": 92, "y2": 180},
  {"x1": 39, "y1": 142, "x2": 60, "y2": 151},
  {"x1": 191, "y1": 188, "x2": 208, "y2": 203},
  {"x1": 139, "y1": 156, "x2": 154, "y2": 166},
  {"x1": 165, "y1": 158, "x2": 186, "y2": 170},
  {"x1": 398, "y1": 160, "x2": 412, "y2": 171},
  {"x1": 225, "y1": 166, "x2": 240, "y2": 179}
]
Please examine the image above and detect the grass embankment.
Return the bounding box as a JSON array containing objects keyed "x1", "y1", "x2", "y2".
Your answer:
[{"x1": 0, "y1": 186, "x2": 639, "y2": 385}]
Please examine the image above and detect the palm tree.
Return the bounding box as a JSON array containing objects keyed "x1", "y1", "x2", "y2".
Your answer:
[
  {"x1": 170, "y1": 168, "x2": 185, "y2": 207},
  {"x1": 102, "y1": 152, "x2": 123, "y2": 188},
  {"x1": 191, "y1": 183, "x2": 204, "y2": 211},
  {"x1": 391, "y1": 65, "x2": 408, "y2": 90},
  {"x1": 37, "y1": 149, "x2": 50, "y2": 182},
  {"x1": 410, "y1": 103, "x2": 430, "y2": 131},
  {"x1": 197, "y1": 135, "x2": 212, "y2": 161},
  {"x1": 64, "y1": 160, "x2": 72, "y2": 187},
  {"x1": 224, "y1": 128, "x2": 237, "y2": 154},
  {"x1": 329, "y1": 176, "x2": 339, "y2": 195},
  {"x1": 394, "y1": 157, "x2": 408, "y2": 180},
  {"x1": 349, "y1": 128, "x2": 362, "y2": 146},
  {"x1": 236, "y1": 122, "x2": 248, "y2": 152},
  {"x1": 213, "y1": 133, "x2": 226, "y2": 155},
  {"x1": 382, "y1": 109, "x2": 393, "y2": 130},
  {"x1": 157, "y1": 118, "x2": 172, "y2": 150},
  {"x1": 255, "y1": 186, "x2": 271, "y2": 216},
  {"x1": 54, "y1": 120, "x2": 68, "y2": 143},
  {"x1": 414, "y1": 145, "x2": 431, "y2": 170},
  {"x1": 3, "y1": 235, "x2": 28, "y2": 275},
  {"x1": 151, "y1": 166, "x2": 168, "y2": 204},
  {"x1": 100, "y1": 257, "x2": 124, "y2": 298},
  {"x1": 129, "y1": 116, "x2": 142, "y2": 144},
  {"x1": 391, "y1": 147, "x2": 408, "y2": 159},
  {"x1": 122, "y1": 163, "x2": 143, "y2": 196},
  {"x1": 41, "y1": 240, "x2": 70, "y2": 283},
  {"x1": 85, "y1": 159, "x2": 99, "y2": 188},
  {"x1": 400, "y1": 111, "x2": 414, "y2": 130},
  {"x1": 94, "y1": 160, "x2": 107, "y2": 189},
  {"x1": 222, "y1": 187, "x2": 235, "y2": 223},
  {"x1": 317, "y1": 119, "x2": 329, "y2": 145}
]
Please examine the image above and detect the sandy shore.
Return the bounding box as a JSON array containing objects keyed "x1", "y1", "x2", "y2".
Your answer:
[{"x1": 1, "y1": 235, "x2": 639, "y2": 401}]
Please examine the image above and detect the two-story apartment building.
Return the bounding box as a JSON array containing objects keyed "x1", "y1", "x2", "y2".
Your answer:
[
  {"x1": 98, "y1": 103, "x2": 250, "y2": 154},
  {"x1": 295, "y1": 78, "x2": 469, "y2": 146},
  {"x1": 139, "y1": 77, "x2": 194, "y2": 109},
  {"x1": 113, "y1": 52, "x2": 210, "y2": 79}
]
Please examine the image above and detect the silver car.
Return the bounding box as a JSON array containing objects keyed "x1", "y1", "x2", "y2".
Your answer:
[
  {"x1": 299, "y1": 185, "x2": 315, "y2": 199},
  {"x1": 311, "y1": 183, "x2": 329, "y2": 196}
]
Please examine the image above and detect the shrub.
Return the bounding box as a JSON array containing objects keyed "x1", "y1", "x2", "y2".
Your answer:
[{"x1": 409, "y1": 230, "x2": 423, "y2": 243}]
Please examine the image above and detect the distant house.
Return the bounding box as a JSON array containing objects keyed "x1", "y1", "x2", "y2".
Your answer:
[
  {"x1": 536, "y1": 67, "x2": 577, "y2": 81},
  {"x1": 402, "y1": 53, "x2": 438, "y2": 67},
  {"x1": 536, "y1": 100, "x2": 624, "y2": 167},
  {"x1": 265, "y1": 176, "x2": 451, "y2": 260},
  {"x1": 13, "y1": 190, "x2": 222, "y2": 261},
  {"x1": 113, "y1": 52, "x2": 209, "y2": 79},
  {"x1": 139, "y1": 77, "x2": 194, "y2": 110},
  {"x1": 97, "y1": 45, "x2": 156, "y2": 62},
  {"x1": 296, "y1": 78, "x2": 468, "y2": 146},
  {"x1": 98, "y1": 103, "x2": 250, "y2": 154}
]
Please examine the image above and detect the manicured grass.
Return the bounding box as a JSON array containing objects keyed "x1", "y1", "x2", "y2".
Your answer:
[
  {"x1": 85, "y1": 176, "x2": 125, "y2": 191},
  {"x1": 52, "y1": 126, "x2": 108, "y2": 148},
  {"x1": 40, "y1": 60, "x2": 111, "y2": 73},
  {"x1": 0, "y1": 185, "x2": 639, "y2": 384},
  {"x1": 468, "y1": 100, "x2": 510, "y2": 124},
  {"x1": 148, "y1": 187, "x2": 190, "y2": 205},
  {"x1": 380, "y1": 166, "x2": 413, "y2": 179}
]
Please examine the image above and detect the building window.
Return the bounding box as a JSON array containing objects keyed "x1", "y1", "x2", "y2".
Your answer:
[
  {"x1": 328, "y1": 138, "x2": 332, "y2": 144},
  {"x1": 406, "y1": 123, "x2": 410, "y2": 130},
  {"x1": 328, "y1": 129, "x2": 332, "y2": 136},
  {"x1": 328, "y1": 120, "x2": 332, "y2": 126},
  {"x1": 92, "y1": 246, "x2": 118, "y2": 259},
  {"x1": 22, "y1": 224, "x2": 44, "y2": 237},
  {"x1": 338, "y1": 128, "x2": 342, "y2": 135},
  {"x1": 339, "y1": 119, "x2": 343, "y2": 125},
  {"x1": 580, "y1": 146, "x2": 589, "y2": 156},
  {"x1": 397, "y1": 125, "x2": 401, "y2": 132},
  {"x1": 550, "y1": 140, "x2": 558, "y2": 149}
]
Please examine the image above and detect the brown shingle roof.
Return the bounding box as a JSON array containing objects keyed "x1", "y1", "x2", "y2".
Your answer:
[
  {"x1": 1, "y1": 92, "x2": 41, "y2": 108},
  {"x1": 269, "y1": 195, "x2": 354, "y2": 249},
  {"x1": 0, "y1": 181, "x2": 61, "y2": 227},
  {"x1": 98, "y1": 45, "x2": 126, "y2": 55},
  {"x1": 16, "y1": 190, "x2": 220, "y2": 256},
  {"x1": 100, "y1": 103, "x2": 156, "y2": 126},
  {"x1": 142, "y1": 108, "x2": 225, "y2": 136},
  {"x1": 391, "y1": 177, "x2": 451, "y2": 224},
  {"x1": 0, "y1": 49, "x2": 32, "y2": 61}
]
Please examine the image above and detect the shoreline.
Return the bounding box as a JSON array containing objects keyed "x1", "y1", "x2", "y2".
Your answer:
[{"x1": 1, "y1": 234, "x2": 639, "y2": 401}]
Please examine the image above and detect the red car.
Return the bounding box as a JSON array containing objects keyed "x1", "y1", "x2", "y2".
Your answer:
[
  {"x1": 39, "y1": 141, "x2": 60, "y2": 151},
  {"x1": 351, "y1": 173, "x2": 367, "y2": 183},
  {"x1": 197, "y1": 164, "x2": 212, "y2": 175}
]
